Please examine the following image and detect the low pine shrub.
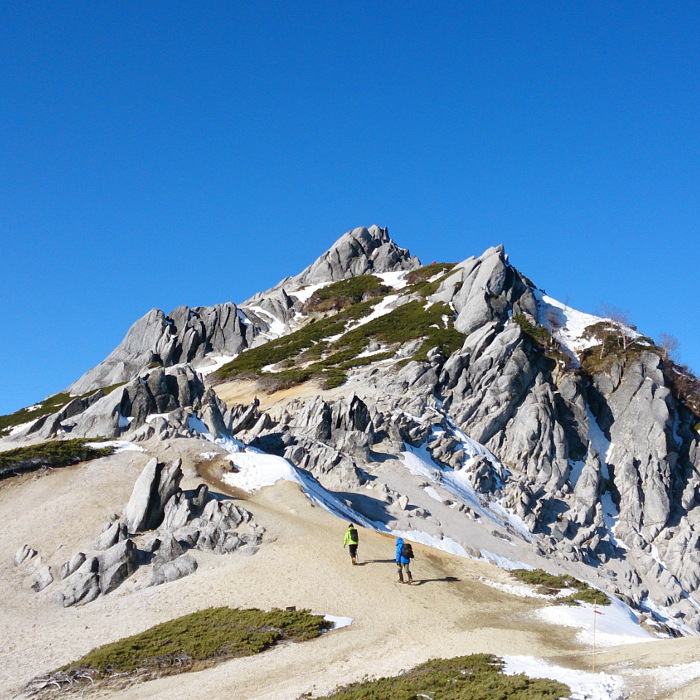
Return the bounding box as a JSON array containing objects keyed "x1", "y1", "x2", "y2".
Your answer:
[
  {"x1": 0, "y1": 439, "x2": 113, "y2": 480},
  {"x1": 319, "y1": 654, "x2": 569, "y2": 699},
  {"x1": 26, "y1": 608, "x2": 332, "y2": 694},
  {"x1": 511, "y1": 569, "x2": 609, "y2": 606}
]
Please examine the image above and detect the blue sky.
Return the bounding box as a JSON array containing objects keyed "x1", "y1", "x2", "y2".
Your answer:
[{"x1": 1, "y1": 1, "x2": 698, "y2": 415}]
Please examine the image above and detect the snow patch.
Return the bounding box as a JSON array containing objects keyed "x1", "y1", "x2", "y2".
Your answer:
[
  {"x1": 480, "y1": 578, "x2": 575, "y2": 599},
  {"x1": 480, "y1": 551, "x2": 531, "y2": 570},
  {"x1": 223, "y1": 451, "x2": 302, "y2": 491},
  {"x1": 623, "y1": 661, "x2": 700, "y2": 695},
  {"x1": 118, "y1": 414, "x2": 133, "y2": 429},
  {"x1": 392, "y1": 529, "x2": 475, "y2": 558},
  {"x1": 196, "y1": 354, "x2": 237, "y2": 377},
  {"x1": 537, "y1": 597, "x2": 654, "y2": 647},
  {"x1": 534, "y1": 292, "x2": 604, "y2": 365},
  {"x1": 8, "y1": 420, "x2": 36, "y2": 436},
  {"x1": 237, "y1": 309, "x2": 251, "y2": 326},
  {"x1": 323, "y1": 615, "x2": 353, "y2": 630},
  {"x1": 503, "y1": 656, "x2": 625, "y2": 700},
  {"x1": 247, "y1": 305, "x2": 286, "y2": 337},
  {"x1": 423, "y1": 485, "x2": 443, "y2": 502},
  {"x1": 85, "y1": 440, "x2": 145, "y2": 453},
  {"x1": 146, "y1": 413, "x2": 170, "y2": 423},
  {"x1": 374, "y1": 271, "x2": 408, "y2": 290},
  {"x1": 289, "y1": 282, "x2": 330, "y2": 304}
]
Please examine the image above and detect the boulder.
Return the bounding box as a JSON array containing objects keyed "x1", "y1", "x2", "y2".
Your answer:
[
  {"x1": 98, "y1": 540, "x2": 138, "y2": 595},
  {"x1": 61, "y1": 552, "x2": 87, "y2": 580},
  {"x1": 53, "y1": 557, "x2": 100, "y2": 607},
  {"x1": 154, "y1": 533, "x2": 186, "y2": 565},
  {"x1": 147, "y1": 554, "x2": 198, "y2": 587},
  {"x1": 31, "y1": 566, "x2": 54, "y2": 592},
  {"x1": 92, "y1": 521, "x2": 128, "y2": 551},
  {"x1": 123, "y1": 458, "x2": 183, "y2": 533},
  {"x1": 14, "y1": 544, "x2": 38, "y2": 567}
]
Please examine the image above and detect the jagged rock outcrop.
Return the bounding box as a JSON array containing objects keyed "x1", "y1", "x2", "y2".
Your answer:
[
  {"x1": 8, "y1": 224, "x2": 700, "y2": 633},
  {"x1": 123, "y1": 458, "x2": 183, "y2": 533},
  {"x1": 48, "y1": 458, "x2": 263, "y2": 606},
  {"x1": 13, "y1": 365, "x2": 232, "y2": 443},
  {"x1": 147, "y1": 554, "x2": 198, "y2": 587},
  {"x1": 63, "y1": 225, "x2": 419, "y2": 397},
  {"x1": 68, "y1": 303, "x2": 257, "y2": 395},
  {"x1": 91, "y1": 520, "x2": 128, "y2": 550},
  {"x1": 14, "y1": 544, "x2": 38, "y2": 567},
  {"x1": 242, "y1": 394, "x2": 377, "y2": 490},
  {"x1": 443, "y1": 245, "x2": 537, "y2": 335},
  {"x1": 288, "y1": 225, "x2": 419, "y2": 287}
]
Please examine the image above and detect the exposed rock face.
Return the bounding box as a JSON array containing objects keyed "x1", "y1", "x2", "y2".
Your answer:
[
  {"x1": 92, "y1": 521, "x2": 128, "y2": 550},
  {"x1": 68, "y1": 303, "x2": 257, "y2": 395},
  {"x1": 243, "y1": 394, "x2": 376, "y2": 491},
  {"x1": 49, "y1": 458, "x2": 264, "y2": 606},
  {"x1": 61, "y1": 552, "x2": 86, "y2": 580},
  {"x1": 448, "y1": 245, "x2": 537, "y2": 335},
  {"x1": 10, "y1": 225, "x2": 700, "y2": 633},
  {"x1": 147, "y1": 554, "x2": 198, "y2": 587},
  {"x1": 14, "y1": 365, "x2": 232, "y2": 443},
  {"x1": 290, "y1": 225, "x2": 420, "y2": 286},
  {"x1": 65, "y1": 225, "x2": 419, "y2": 396},
  {"x1": 14, "y1": 544, "x2": 38, "y2": 567},
  {"x1": 123, "y1": 458, "x2": 183, "y2": 533},
  {"x1": 53, "y1": 557, "x2": 100, "y2": 607},
  {"x1": 225, "y1": 233, "x2": 700, "y2": 631},
  {"x1": 31, "y1": 566, "x2": 54, "y2": 592}
]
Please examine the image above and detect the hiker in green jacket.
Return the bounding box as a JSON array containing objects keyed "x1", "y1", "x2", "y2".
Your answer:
[{"x1": 343, "y1": 522, "x2": 359, "y2": 565}]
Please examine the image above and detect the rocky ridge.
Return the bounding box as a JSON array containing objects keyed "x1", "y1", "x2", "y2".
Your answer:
[
  {"x1": 15, "y1": 456, "x2": 263, "y2": 607},
  {"x1": 4, "y1": 224, "x2": 700, "y2": 634}
]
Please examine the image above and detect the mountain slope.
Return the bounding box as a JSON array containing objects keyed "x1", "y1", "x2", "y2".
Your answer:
[
  {"x1": 3, "y1": 223, "x2": 700, "y2": 697},
  {"x1": 3, "y1": 451, "x2": 700, "y2": 699}
]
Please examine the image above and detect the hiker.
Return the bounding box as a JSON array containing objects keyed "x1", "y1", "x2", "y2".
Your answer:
[
  {"x1": 343, "y1": 522, "x2": 359, "y2": 565},
  {"x1": 395, "y1": 537, "x2": 413, "y2": 584},
  {"x1": 253, "y1": 396, "x2": 260, "y2": 409}
]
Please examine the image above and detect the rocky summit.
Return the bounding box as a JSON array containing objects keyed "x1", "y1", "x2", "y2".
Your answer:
[{"x1": 3, "y1": 223, "x2": 700, "y2": 698}]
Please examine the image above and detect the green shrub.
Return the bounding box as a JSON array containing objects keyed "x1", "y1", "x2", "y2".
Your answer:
[
  {"x1": 661, "y1": 360, "x2": 700, "y2": 419},
  {"x1": 319, "y1": 654, "x2": 569, "y2": 699},
  {"x1": 304, "y1": 276, "x2": 392, "y2": 312},
  {"x1": 0, "y1": 439, "x2": 114, "y2": 480},
  {"x1": 404, "y1": 263, "x2": 457, "y2": 297},
  {"x1": 337, "y1": 351, "x2": 395, "y2": 370},
  {"x1": 30, "y1": 607, "x2": 332, "y2": 694},
  {"x1": 511, "y1": 569, "x2": 609, "y2": 606},
  {"x1": 404, "y1": 262, "x2": 456, "y2": 285},
  {"x1": 216, "y1": 299, "x2": 381, "y2": 381},
  {"x1": 0, "y1": 393, "x2": 75, "y2": 436},
  {"x1": 339, "y1": 300, "x2": 462, "y2": 355},
  {"x1": 257, "y1": 368, "x2": 316, "y2": 392},
  {"x1": 321, "y1": 368, "x2": 348, "y2": 389},
  {"x1": 513, "y1": 314, "x2": 572, "y2": 370},
  {"x1": 215, "y1": 290, "x2": 464, "y2": 393}
]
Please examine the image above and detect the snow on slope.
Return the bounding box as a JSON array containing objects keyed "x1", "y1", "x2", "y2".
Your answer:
[
  {"x1": 537, "y1": 597, "x2": 654, "y2": 647},
  {"x1": 503, "y1": 656, "x2": 625, "y2": 700},
  {"x1": 534, "y1": 291, "x2": 604, "y2": 365}
]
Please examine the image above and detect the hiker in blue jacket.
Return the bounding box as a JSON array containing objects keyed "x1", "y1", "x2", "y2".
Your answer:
[{"x1": 395, "y1": 537, "x2": 413, "y2": 584}]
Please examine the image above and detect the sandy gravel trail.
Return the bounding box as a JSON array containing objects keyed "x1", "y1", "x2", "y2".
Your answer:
[{"x1": 2, "y1": 449, "x2": 700, "y2": 699}]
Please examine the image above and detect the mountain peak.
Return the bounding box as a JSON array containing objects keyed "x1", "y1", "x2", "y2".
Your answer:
[{"x1": 291, "y1": 225, "x2": 421, "y2": 287}]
